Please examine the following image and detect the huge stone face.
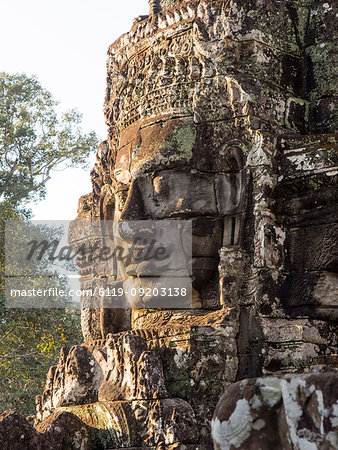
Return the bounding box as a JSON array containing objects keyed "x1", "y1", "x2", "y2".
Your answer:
[
  {"x1": 66, "y1": 0, "x2": 338, "y2": 445},
  {"x1": 1, "y1": 0, "x2": 337, "y2": 448},
  {"x1": 78, "y1": 0, "x2": 337, "y2": 340}
]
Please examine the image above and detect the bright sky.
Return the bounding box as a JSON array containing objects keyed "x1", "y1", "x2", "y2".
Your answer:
[{"x1": 1, "y1": 0, "x2": 149, "y2": 219}]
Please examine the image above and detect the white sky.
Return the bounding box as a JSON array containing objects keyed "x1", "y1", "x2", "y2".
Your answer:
[{"x1": 1, "y1": 0, "x2": 149, "y2": 219}]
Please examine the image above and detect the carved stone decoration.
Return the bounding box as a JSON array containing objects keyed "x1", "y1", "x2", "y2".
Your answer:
[
  {"x1": 35, "y1": 333, "x2": 199, "y2": 448},
  {"x1": 98, "y1": 333, "x2": 169, "y2": 402},
  {"x1": 1, "y1": 0, "x2": 337, "y2": 448},
  {"x1": 149, "y1": 0, "x2": 161, "y2": 15},
  {"x1": 36, "y1": 334, "x2": 169, "y2": 420}
]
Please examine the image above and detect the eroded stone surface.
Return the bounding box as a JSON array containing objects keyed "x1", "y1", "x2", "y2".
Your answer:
[
  {"x1": 2, "y1": 0, "x2": 337, "y2": 448},
  {"x1": 98, "y1": 333, "x2": 169, "y2": 402},
  {"x1": 212, "y1": 371, "x2": 338, "y2": 450},
  {"x1": 36, "y1": 334, "x2": 170, "y2": 419},
  {"x1": 0, "y1": 410, "x2": 92, "y2": 450}
]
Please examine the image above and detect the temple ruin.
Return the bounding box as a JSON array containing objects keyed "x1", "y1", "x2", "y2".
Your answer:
[{"x1": 1, "y1": 0, "x2": 337, "y2": 448}]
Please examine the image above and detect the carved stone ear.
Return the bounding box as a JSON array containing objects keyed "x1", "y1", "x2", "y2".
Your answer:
[{"x1": 120, "y1": 178, "x2": 147, "y2": 220}]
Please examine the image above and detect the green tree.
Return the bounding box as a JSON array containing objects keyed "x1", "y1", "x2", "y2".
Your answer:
[
  {"x1": 0, "y1": 202, "x2": 83, "y2": 415},
  {"x1": 0, "y1": 72, "x2": 98, "y2": 206},
  {"x1": 0, "y1": 72, "x2": 97, "y2": 415}
]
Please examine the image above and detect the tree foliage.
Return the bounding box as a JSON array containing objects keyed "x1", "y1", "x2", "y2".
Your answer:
[
  {"x1": 0, "y1": 72, "x2": 98, "y2": 206},
  {"x1": 0, "y1": 72, "x2": 95, "y2": 415},
  {"x1": 0, "y1": 202, "x2": 82, "y2": 415}
]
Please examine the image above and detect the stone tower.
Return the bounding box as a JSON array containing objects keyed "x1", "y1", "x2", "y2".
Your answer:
[{"x1": 1, "y1": 1, "x2": 337, "y2": 448}]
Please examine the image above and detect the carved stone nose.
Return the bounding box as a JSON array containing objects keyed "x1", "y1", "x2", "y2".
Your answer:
[{"x1": 148, "y1": 0, "x2": 160, "y2": 15}]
